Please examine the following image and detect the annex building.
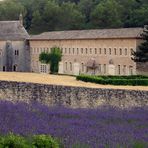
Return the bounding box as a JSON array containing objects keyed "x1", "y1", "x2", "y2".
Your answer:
[{"x1": 29, "y1": 28, "x2": 147, "y2": 75}]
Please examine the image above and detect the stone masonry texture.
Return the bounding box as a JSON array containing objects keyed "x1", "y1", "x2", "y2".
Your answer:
[{"x1": 0, "y1": 80, "x2": 147, "y2": 108}]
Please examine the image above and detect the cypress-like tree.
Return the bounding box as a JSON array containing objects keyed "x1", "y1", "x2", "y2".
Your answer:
[{"x1": 132, "y1": 26, "x2": 148, "y2": 62}]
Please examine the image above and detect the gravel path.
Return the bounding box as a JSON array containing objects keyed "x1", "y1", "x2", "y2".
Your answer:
[{"x1": 0, "y1": 72, "x2": 147, "y2": 91}]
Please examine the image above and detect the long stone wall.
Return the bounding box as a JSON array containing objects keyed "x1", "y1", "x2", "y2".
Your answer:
[{"x1": 0, "y1": 80, "x2": 147, "y2": 108}]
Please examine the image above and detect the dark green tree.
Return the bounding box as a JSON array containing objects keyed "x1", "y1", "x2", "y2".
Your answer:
[
  {"x1": 39, "y1": 47, "x2": 62, "y2": 73},
  {"x1": 90, "y1": 0, "x2": 123, "y2": 28},
  {"x1": 132, "y1": 26, "x2": 148, "y2": 62}
]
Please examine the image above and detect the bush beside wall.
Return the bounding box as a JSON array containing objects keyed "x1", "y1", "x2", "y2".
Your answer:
[{"x1": 76, "y1": 75, "x2": 148, "y2": 86}]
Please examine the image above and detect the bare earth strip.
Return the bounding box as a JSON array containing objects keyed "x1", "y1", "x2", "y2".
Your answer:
[{"x1": 0, "y1": 72, "x2": 147, "y2": 91}]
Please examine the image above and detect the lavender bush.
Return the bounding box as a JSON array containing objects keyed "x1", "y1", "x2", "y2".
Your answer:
[{"x1": 0, "y1": 100, "x2": 147, "y2": 148}]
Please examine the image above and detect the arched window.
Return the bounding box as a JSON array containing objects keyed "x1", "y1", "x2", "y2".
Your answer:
[
  {"x1": 95, "y1": 48, "x2": 97, "y2": 54},
  {"x1": 104, "y1": 48, "x2": 107, "y2": 55},
  {"x1": 120, "y1": 48, "x2": 122, "y2": 55},
  {"x1": 81, "y1": 63, "x2": 84, "y2": 72},
  {"x1": 109, "y1": 48, "x2": 111, "y2": 55},
  {"x1": 70, "y1": 62, "x2": 72, "y2": 71},
  {"x1": 65, "y1": 62, "x2": 68, "y2": 71},
  {"x1": 125, "y1": 48, "x2": 128, "y2": 55},
  {"x1": 114, "y1": 48, "x2": 117, "y2": 55}
]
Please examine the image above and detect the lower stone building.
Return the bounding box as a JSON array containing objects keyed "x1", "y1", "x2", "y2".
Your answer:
[
  {"x1": 0, "y1": 14, "x2": 30, "y2": 72},
  {"x1": 29, "y1": 28, "x2": 147, "y2": 75}
]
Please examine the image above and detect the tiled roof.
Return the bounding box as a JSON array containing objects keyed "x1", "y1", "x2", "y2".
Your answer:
[
  {"x1": 30, "y1": 28, "x2": 143, "y2": 40},
  {"x1": 0, "y1": 21, "x2": 29, "y2": 40}
]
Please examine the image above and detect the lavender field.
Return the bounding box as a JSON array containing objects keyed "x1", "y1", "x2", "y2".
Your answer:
[{"x1": 0, "y1": 101, "x2": 147, "y2": 148}]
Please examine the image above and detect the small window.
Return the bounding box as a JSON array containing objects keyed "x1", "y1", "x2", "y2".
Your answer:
[
  {"x1": 77, "y1": 48, "x2": 79, "y2": 54},
  {"x1": 129, "y1": 66, "x2": 133, "y2": 75},
  {"x1": 69, "y1": 48, "x2": 71, "y2": 54},
  {"x1": 95, "y1": 48, "x2": 97, "y2": 54},
  {"x1": 114, "y1": 48, "x2": 117, "y2": 55},
  {"x1": 65, "y1": 62, "x2": 68, "y2": 70},
  {"x1": 120, "y1": 48, "x2": 122, "y2": 55},
  {"x1": 90, "y1": 48, "x2": 92, "y2": 54},
  {"x1": 15, "y1": 50, "x2": 19, "y2": 56},
  {"x1": 130, "y1": 48, "x2": 134, "y2": 56},
  {"x1": 118, "y1": 65, "x2": 121, "y2": 75},
  {"x1": 65, "y1": 48, "x2": 67, "y2": 54},
  {"x1": 70, "y1": 62, "x2": 72, "y2": 71},
  {"x1": 109, "y1": 48, "x2": 111, "y2": 55},
  {"x1": 98, "y1": 64, "x2": 101, "y2": 73},
  {"x1": 125, "y1": 48, "x2": 128, "y2": 55},
  {"x1": 104, "y1": 64, "x2": 106, "y2": 74},
  {"x1": 81, "y1": 48, "x2": 83, "y2": 54},
  {"x1": 104, "y1": 48, "x2": 107, "y2": 55},
  {"x1": 99, "y1": 48, "x2": 102, "y2": 54},
  {"x1": 73, "y1": 48, "x2": 75, "y2": 54},
  {"x1": 81, "y1": 63, "x2": 85, "y2": 72},
  {"x1": 40, "y1": 64, "x2": 48, "y2": 73},
  {"x1": 123, "y1": 65, "x2": 126, "y2": 75},
  {"x1": 86, "y1": 48, "x2": 88, "y2": 54}
]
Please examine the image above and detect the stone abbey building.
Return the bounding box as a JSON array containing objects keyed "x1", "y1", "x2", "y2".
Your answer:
[
  {"x1": 0, "y1": 16, "x2": 147, "y2": 75},
  {"x1": 29, "y1": 28, "x2": 147, "y2": 75}
]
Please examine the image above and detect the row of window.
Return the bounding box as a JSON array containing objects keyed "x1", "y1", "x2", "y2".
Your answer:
[
  {"x1": 0, "y1": 50, "x2": 19, "y2": 56},
  {"x1": 64, "y1": 62, "x2": 134, "y2": 75},
  {"x1": 32, "y1": 47, "x2": 134, "y2": 56}
]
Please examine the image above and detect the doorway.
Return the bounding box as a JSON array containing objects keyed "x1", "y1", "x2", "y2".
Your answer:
[{"x1": 13, "y1": 65, "x2": 18, "y2": 72}]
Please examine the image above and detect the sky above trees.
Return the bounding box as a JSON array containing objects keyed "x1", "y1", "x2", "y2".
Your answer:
[{"x1": 0, "y1": 0, "x2": 148, "y2": 34}]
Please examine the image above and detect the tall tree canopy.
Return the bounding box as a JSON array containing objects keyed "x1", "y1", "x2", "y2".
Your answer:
[
  {"x1": 132, "y1": 26, "x2": 148, "y2": 62},
  {"x1": 0, "y1": 0, "x2": 148, "y2": 34}
]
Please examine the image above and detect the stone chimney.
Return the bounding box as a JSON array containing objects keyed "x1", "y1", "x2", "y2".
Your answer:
[{"x1": 19, "y1": 13, "x2": 23, "y2": 27}]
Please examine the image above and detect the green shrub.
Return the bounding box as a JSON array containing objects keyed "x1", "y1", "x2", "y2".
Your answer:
[
  {"x1": 76, "y1": 75, "x2": 148, "y2": 86},
  {"x1": 0, "y1": 133, "x2": 30, "y2": 148},
  {"x1": 31, "y1": 135, "x2": 59, "y2": 148}
]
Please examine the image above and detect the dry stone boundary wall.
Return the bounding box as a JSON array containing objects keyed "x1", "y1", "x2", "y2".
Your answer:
[{"x1": 0, "y1": 80, "x2": 147, "y2": 108}]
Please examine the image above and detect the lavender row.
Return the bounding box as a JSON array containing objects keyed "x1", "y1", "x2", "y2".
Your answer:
[{"x1": 0, "y1": 100, "x2": 147, "y2": 148}]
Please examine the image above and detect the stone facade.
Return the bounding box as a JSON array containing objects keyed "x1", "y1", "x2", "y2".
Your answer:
[
  {"x1": 0, "y1": 15, "x2": 30, "y2": 72},
  {"x1": 0, "y1": 81, "x2": 147, "y2": 108},
  {"x1": 29, "y1": 28, "x2": 147, "y2": 75}
]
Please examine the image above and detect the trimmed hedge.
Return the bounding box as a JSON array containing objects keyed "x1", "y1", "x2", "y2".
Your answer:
[
  {"x1": 76, "y1": 75, "x2": 148, "y2": 86},
  {"x1": 0, "y1": 133, "x2": 59, "y2": 148}
]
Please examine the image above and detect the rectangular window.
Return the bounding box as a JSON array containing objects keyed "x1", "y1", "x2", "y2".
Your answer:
[
  {"x1": 77, "y1": 48, "x2": 79, "y2": 54},
  {"x1": 123, "y1": 65, "x2": 126, "y2": 75},
  {"x1": 15, "y1": 50, "x2": 19, "y2": 56},
  {"x1": 125, "y1": 48, "x2": 128, "y2": 55},
  {"x1": 109, "y1": 48, "x2": 111, "y2": 55},
  {"x1": 120, "y1": 48, "x2": 122, "y2": 55},
  {"x1": 73, "y1": 48, "x2": 75, "y2": 54},
  {"x1": 129, "y1": 66, "x2": 133, "y2": 75},
  {"x1": 114, "y1": 48, "x2": 117, "y2": 55},
  {"x1": 99, "y1": 48, "x2": 102, "y2": 54},
  {"x1": 90, "y1": 48, "x2": 92, "y2": 54},
  {"x1": 65, "y1": 48, "x2": 67, "y2": 54},
  {"x1": 104, "y1": 64, "x2": 106, "y2": 74},
  {"x1": 130, "y1": 48, "x2": 134, "y2": 56},
  {"x1": 95, "y1": 48, "x2": 97, "y2": 54},
  {"x1": 98, "y1": 64, "x2": 101, "y2": 73},
  {"x1": 81, "y1": 48, "x2": 83, "y2": 54},
  {"x1": 104, "y1": 48, "x2": 107, "y2": 55},
  {"x1": 118, "y1": 65, "x2": 121, "y2": 75},
  {"x1": 86, "y1": 48, "x2": 88, "y2": 54},
  {"x1": 40, "y1": 64, "x2": 49, "y2": 73}
]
